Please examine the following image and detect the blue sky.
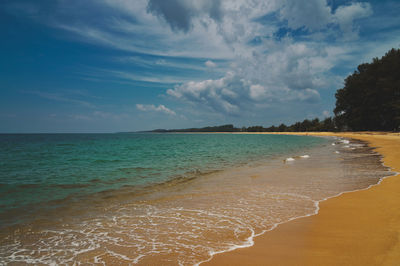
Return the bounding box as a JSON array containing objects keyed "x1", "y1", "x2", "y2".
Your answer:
[{"x1": 1, "y1": 0, "x2": 399, "y2": 133}]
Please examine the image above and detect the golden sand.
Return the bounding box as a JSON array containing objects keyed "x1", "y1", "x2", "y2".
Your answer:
[{"x1": 204, "y1": 132, "x2": 400, "y2": 266}]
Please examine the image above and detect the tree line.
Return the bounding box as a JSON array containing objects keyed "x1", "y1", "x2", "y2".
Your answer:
[
  {"x1": 150, "y1": 124, "x2": 238, "y2": 132},
  {"x1": 244, "y1": 117, "x2": 336, "y2": 132},
  {"x1": 150, "y1": 118, "x2": 336, "y2": 133}
]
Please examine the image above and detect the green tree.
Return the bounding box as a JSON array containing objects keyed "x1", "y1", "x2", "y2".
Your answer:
[
  {"x1": 277, "y1": 123, "x2": 287, "y2": 132},
  {"x1": 247, "y1": 126, "x2": 265, "y2": 132},
  {"x1": 322, "y1": 117, "x2": 335, "y2": 131},
  {"x1": 300, "y1": 119, "x2": 312, "y2": 131},
  {"x1": 334, "y1": 48, "x2": 400, "y2": 131}
]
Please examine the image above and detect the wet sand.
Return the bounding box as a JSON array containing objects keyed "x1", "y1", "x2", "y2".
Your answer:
[{"x1": 204, "y1": 132, "x2": 400, "y2": 266}]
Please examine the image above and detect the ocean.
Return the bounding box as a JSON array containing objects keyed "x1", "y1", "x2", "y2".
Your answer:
[{"x1": 0, "y1": 133, "x2": 391, "y2": 265}]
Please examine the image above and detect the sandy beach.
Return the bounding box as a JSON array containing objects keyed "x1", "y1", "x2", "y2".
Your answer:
[{"x1": 204, "y1": 132, "x2": 400, "y2": 266}]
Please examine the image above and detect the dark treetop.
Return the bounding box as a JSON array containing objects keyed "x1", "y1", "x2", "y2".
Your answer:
[{"x1": 334, "y1": 48, "x2": 400, "y2": 131}]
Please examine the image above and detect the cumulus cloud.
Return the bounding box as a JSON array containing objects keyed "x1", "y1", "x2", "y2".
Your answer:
[
  {"x1": 167, "y1": 72, "x2": 241, "y2": 114},
  {"x1": 278, "y1": 0, "x2": 373, "y2": 39},
  {"x1": 293, "y1": 88, "x2": 321, "y2": 102},
  {"x1": 279, "y1": 0, "x2": 332, "y2": 31},
  {"x1": 333, "y1": 2, "x2": 372, "y2": 39},
  {"x1": 167, "y1": 70, "x2": 321, "y2": 115},
  {"x1": 165, "y1": 31, "x2": 347, "y2": 117},
  {"x1": 205, "y1": 60, "x2": 217, "y2": 68},
  {"x1": 136, "y1": 104, "x2": 176, "y2": 116}
]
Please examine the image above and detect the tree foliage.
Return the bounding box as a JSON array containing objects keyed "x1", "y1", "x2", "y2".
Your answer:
[
  {"x1": 255, "y1": 117, "x2": 336, "y2": 132},
  {"x1": 149, "y1": 118, "x2": 337, "y2": 133},
  {"x1": 334, "y1": 48, "x2": 400, "y2": 131},
  {"x1": 151, "y1": 124, "x2": 239, "y2": 132}
]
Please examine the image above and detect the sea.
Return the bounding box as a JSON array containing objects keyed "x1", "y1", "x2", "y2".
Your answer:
[{"x1": 0, "y1": 133, "x2": 392, "y2": 265}]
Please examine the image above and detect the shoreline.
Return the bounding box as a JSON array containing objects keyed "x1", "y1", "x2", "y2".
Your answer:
[
  {"x1": 0, "y1": 133, "x2": 351, "y2": 265},
  {"x1": 203, "y1": 132, "x2": 400, "y2": 265},
  {"x1": 1, "y1": 132, "x2": 397, "y2": 264}
]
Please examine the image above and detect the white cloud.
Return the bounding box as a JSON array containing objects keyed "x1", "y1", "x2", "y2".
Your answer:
[
  {"x1": 205, "y1": 60, "x2": 217, "y2": 68},
  {"x1": 167, "y1": 70, "x2": 321, "y2": 115},
  {"x1": 10, "y1": 0, "x2": 388, "y2": 126},
  {"x1": 44, "y1": 0, "x2": 232, "y2": 59},
  {"x1": 249, "y1": 84, "x2": 267, "y2": 100},
  {"x1": 136, "y1": 104, "x2": 176, "y2": 116},
  {"x1": 294, "y1": 88, "x2": 321, "y2": 102},
  {"x1": 334, "y1": 2, "x2": 372, "y2": 39},
  {"x1": 16, "y1": 0, "x2": 374, "y2": 61},
  {"x1": 276, "y1": 0, "x2": 373, "y2": 40},
  {"x1": 167, "y1": 72, "x2": 241, "y2": 114},
  {"x1": 279, "y1": 0, "x2": 332, "y2": 31},
  {"x1": 147, "y1": 0, "x2": 222, "y2": 32}
]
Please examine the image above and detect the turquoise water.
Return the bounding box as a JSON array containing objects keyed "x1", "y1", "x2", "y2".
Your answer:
[
  {"x1": 1, "y1": 134, "x2": 392, "y2": 265},
  {"x1": 0, "y1": 133, "x2": 326, "y2": 224}
]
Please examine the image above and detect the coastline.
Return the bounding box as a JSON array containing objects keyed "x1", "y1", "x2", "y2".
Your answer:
[
  {"x1": 203, "y1": 132, "x2": 400, "y2": 265},
  {"x1": 0, "y1": 133, "x2": 351, "y2": 265}
]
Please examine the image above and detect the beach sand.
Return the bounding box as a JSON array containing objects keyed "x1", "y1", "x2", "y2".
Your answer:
[{"x1": 204, "y1": 132, "x2": 400, "y2": 266}]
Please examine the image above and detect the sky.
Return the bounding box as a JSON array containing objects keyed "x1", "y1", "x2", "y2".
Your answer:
[{"x1": 1, "y1": 0, "x2": 399, "y2": 133}]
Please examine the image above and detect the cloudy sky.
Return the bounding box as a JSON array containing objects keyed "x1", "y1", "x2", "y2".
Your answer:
[{"x1": 1, "y1": 0, "x2": 399, "y2": 132}]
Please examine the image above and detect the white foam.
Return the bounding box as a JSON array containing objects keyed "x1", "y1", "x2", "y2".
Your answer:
[
  {"x1": 4, "y1": 136, "x2": 396, "y2": 266},
  {"x1": 300, "y1": 155, "x2": 310, "y2": 158},
  {"x1": 284, "y1": 157, "x2": 295, "y2": 163},
  {"x1": 197, "y1": 141, "x2": 398, "y2": 266},
  {"x1": 335, "y1": 151, "x2": 340, "y2": 154},
  {"x1": 331, "y1": 143, "x2": 336, "y2": 146},
  {"x1": 199, "y1": 174, "x2": 398, "y2": 266}
]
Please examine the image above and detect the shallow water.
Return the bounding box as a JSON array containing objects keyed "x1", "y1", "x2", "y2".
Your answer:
[
  {"x1": 0, "y1": 134, "x2": 392, "y2": 265},
  {"x1": 0, "y1": 133, "x2": 325, "y2": 218}
]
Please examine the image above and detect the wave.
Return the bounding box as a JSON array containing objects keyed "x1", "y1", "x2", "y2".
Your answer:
[{"x1": 198, "y1": 138, "x2": 396, "y2": 265}]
